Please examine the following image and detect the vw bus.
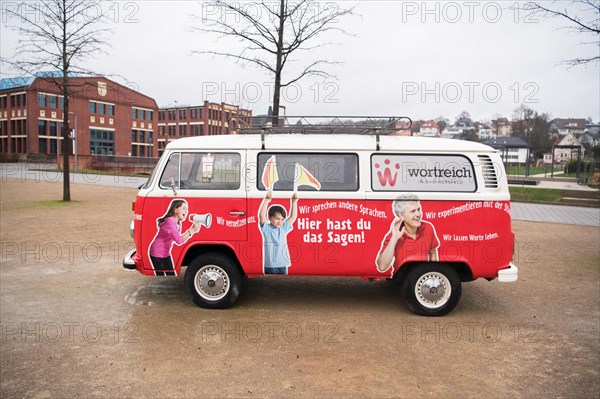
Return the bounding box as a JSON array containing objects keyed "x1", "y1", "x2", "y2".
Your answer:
[{"x1": 123, "y1": 117, "x2": 518, "y2": 316}]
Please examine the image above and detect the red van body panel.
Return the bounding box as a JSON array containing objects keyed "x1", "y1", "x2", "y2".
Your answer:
[{"x1": 131, "y1": 196, "x2": 513, "y2": 280}]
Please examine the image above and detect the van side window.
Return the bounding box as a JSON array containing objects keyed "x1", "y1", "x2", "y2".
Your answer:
[
  {"x1": 159, "y1": 152, "x2": 241, "y2": 190},
  {"x1": 257, "y1": 153, "x2": 359, "y2": 191},
  {"x1": 371, "y1": 154, "x2": 477, "y2": 192},
  {"x1": 159, "y1": 152, "x2": 181, "y2": 188}
]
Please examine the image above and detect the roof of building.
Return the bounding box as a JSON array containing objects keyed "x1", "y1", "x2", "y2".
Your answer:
[
  {"x1": 420, "y1": 120, "x2": 439, "y2": 129},
  {"x1": 551, "y1": 118, "x2": 587, "y2": 129},
  {"x1": 0, "y1": 71, "x2": 78, "y2": 91},
  {"x1": 484, "y1": 137, "x2": 530, "y2": 148}
]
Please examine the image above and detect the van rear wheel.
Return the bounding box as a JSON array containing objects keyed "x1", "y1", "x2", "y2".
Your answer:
[
  {"x1": 401, "y1": 264, "x2": 461, "y2": 316},
  {"x1": 184, "y1": 253, "x2": 241, "y2": 309}
]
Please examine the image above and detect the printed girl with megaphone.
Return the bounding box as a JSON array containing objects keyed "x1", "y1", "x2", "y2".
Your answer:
[{"x1": 149, "y1": 199, "x2": 211, "y2": 276}]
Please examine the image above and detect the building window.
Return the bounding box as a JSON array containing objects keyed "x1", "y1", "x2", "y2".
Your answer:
[
  {"x1": 90, "y1": 129, "x2": 115, "y2": 155},
  {"x1": 38, "y1": 94, "x2": 46, "y2": 107},
  {"x1": 50, "y1": 139, "x2": 57, "y2": 154},
  {"x1": 98, "y1": 103, "x2": 105, "y2": 115},
  {"x1": 89, "y1": 102, "x2": 96, "y2": 113},
  {"x1": 179, "y1": 109, "x2": 187, "y2": 119},
  {"x1": 49, "y1": 96, "x2": 57, "y2": 108},
  {"x1": 131, "y1": 130, "x2": 137, "y2": 143},
  {"x1": 131, "y1": 145, "x2": 137, "y2": 156},
  {"x1": 139, "y1": 146, "x2": 145, "y2": 157},
  {"x1": 38, "y1": 138, "x2": 47, "y2": 154},
  {"x1": 147, "y1": 132, "x2": 153, "y2": 143},
  {"x1": 132, "y1": 108, "x2": 137, "y2": 119},
  {"x1": 139, "y1": 131, "x2": 145, "y2": 143},
  {"x1": 38, "y1": 120, "x2": 47, "y2": 136},
  {"x1": 108, "y1": 105, "x2": 115, "y2": 116},
  {"x1": 147, "y1": 111, "x2": 152, "y2": 121},
  {"x1": 49, "y1": 121, "x2": 57, "y2": 136}
]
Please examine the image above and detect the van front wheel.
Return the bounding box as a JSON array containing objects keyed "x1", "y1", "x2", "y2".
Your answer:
[
  {"x1": 401, "y1": 264, "x2": 461, "y2": 316},
  {"x1": 184, "y1": 253, "x2": 241, "y2": 309}
]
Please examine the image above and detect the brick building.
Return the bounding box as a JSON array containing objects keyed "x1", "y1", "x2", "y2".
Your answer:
[
  {"x1": 0, "y1": 74, "x2": 158, "y2": 168},
  {"x1": 157, "y1": 102, "x2": 252, "y2": 156}
]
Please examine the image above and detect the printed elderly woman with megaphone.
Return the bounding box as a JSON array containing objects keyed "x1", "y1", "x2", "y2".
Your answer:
[{"x1": 149, "y1": 199, "x2": 211, "y2": 276}]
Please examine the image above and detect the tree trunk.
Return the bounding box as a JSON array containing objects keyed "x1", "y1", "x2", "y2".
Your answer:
[
  {"x1": 62, "y1": 3, "x2": 70, "y2": 201},
  {"x1": 272, "y1": 0, "x2": 285, "y2": 126}
]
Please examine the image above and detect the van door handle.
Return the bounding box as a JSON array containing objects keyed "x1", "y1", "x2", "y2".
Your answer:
[{"x1": 228, "y1": 211, "x2": 246, "y2": 216}]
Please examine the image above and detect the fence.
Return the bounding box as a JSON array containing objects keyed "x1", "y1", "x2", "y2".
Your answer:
[
  {"x1": 90, "y1": 155, "x2": 159, "y2": 175},
  {"x1": 502, "y1": 146, "x2": 600, "y2": 187}
]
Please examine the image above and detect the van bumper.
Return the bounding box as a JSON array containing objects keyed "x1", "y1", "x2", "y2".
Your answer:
[
  {"x1": 123, "y1": 249, "x2": 137, "y2": 270},
  {"x1": 497, "y1": 262, "x2": 518, "y2": 282}
]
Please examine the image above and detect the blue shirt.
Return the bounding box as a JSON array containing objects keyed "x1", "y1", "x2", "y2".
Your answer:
[{"x1": 260, "y1": 220, "x2": 293, "y2": 269}]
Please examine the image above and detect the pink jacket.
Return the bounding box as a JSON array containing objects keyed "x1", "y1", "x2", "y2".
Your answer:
[{"x1": 149, "y1": 217, "x2": 184, "y2": 258}]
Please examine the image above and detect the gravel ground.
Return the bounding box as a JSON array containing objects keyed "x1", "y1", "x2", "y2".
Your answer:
[{"x1": 1, "y1": 179, "x2": 598, "y2": 398}]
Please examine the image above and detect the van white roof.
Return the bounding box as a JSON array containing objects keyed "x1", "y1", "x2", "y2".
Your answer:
[{"x1": 165, "y1": 134, "x2": 497, "y2": 153}]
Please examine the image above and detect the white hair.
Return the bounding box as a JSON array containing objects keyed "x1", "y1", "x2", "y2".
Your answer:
[{"x1": 392, "y1": 193, "x2": 420, "y2": 216}]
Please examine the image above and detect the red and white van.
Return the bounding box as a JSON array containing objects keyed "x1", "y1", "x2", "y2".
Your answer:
[{"x1": 124, "y1": 122, "x2": 518, "y2": 316}]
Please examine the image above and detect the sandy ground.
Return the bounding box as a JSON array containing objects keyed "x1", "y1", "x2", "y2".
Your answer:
[{"x1": 1, "y1": 179, "x2": 599, "y2": 399}]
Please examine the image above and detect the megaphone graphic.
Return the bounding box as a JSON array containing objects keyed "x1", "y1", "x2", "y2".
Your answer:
[{"x1": 189, "y1": 213, "x2": 212, "y2": 229}]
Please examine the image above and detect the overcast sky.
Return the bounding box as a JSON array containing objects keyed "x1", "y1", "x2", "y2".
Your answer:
[{"x1": 1, "y1": 1, "x2": 599, "y2": 123}]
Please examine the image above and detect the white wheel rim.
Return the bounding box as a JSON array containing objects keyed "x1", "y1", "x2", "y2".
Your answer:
[
  {"x1": 414, "y1": 271, "x2": 451, "y2": 309},
  {"x1": 194, "y1": 265, "x2": 230, "y2": 301}
]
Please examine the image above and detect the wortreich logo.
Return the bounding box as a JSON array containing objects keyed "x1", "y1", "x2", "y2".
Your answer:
[
  {"x1": 406, "y1": 166, "x2": 472, "y2": 179},
  {"x1": 375, "y1": 159, "x2": 400, "y2": 187}
]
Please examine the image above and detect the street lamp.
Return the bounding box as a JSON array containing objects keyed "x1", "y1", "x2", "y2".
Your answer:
[{"x1": 68, "y1": 112, "x2": 77, "y2": 171}]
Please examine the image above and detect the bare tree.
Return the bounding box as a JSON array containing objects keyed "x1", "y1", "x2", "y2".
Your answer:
[
  {"x1": 525, "y1": 0, "x2": 600, "y2": 67},
  {"x1": 193, "y1": 0, "x2": 355, "y2": 125},
  {"x1": 512, "y1": 105, "x2": 551, "y2": 151},
  {"x1": 2, "y1": 0, "x2": 110, "y2": 201}
]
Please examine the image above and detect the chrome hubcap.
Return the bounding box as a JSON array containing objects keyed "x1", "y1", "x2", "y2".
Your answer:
[
  {"x1": 195, "y1": 265, "x2": 229, "y2": 301},
  {"x1": 415, "y1": 272, "x2": 451, "y2": 309}
]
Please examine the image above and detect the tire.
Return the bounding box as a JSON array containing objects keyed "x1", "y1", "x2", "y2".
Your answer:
[
  {"x1": 401, "y1": 264, "x2": 461, "y2": 316},
  {"x1": 184, "y1": 253, "x2": 242, "y2": 309}
]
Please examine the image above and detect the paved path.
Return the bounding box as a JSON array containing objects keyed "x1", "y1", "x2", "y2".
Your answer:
[
  {"x1": 510, "y1": 202, "x2": 599, "y2": 227},
  {"x1": 0, "y1": 162, "x2": 146, "y2": 189},
  {"x1": 2, "y1": 163, "x2": 599, "y2": 227}
]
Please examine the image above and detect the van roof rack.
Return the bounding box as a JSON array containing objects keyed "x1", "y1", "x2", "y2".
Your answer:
[
  {"x1": 237, "y1": 116, "x2": 413, "y2": 150},
  {"x1": 238, "y1": 116, "x2": 412, "y2": 134}
]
